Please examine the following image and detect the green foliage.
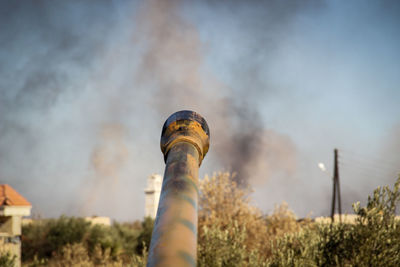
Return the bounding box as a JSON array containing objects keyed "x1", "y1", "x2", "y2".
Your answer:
[
  {"x1": 46, "y1": 216, "x2": 91, "y2": 256},
  {"x1": 0, "y1": 251, "x2": 16, "y2": 267},
  {"x1": 22, "y1": 217, "x2": 145, "y2": 265},
  {"x1": 86, "y1": 224, "x2": 122, "y2": 259},
  {"x1": 22, "y1": 219, "x2": 49, "y2": 262},
  {"x1": 265, "y1": 202, "x2": 309, "y2": 237},
  {"x1": 198, "y1": 221, "x2": 265, "y2": 267},
  {"x1": 134, "y1": 217, "x2": 154, "y2": 255},
  {"x1": 267, "y1": 176, "x2": 400, "y2": 267},
  {"x1": 199, "y1": 173, "x2": 271, "y2": 253},
  {"x1": 130, "y1": 245, "x2": 148, "y2": 267},
  {"x1": 22, "y1": 216, "x2": 90, "y2": 260},
  {"x1": 21, "y1": 174, "x2": 400, "y2": 267},
  {"x1": 46, "y1": 242, "x2": 148, "y2": 267},
  {"x1": 198, "y1": 172, "x2": 307, "y2": 265},
  {"x1": 112, "y1": 222, "x2": 140, "y2": 256},
  {"x1": 47, "y1": 243, "x2": 93, "y2": 267}
]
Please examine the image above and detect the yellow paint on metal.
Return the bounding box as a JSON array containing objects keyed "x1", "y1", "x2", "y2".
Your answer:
[
  {"x1": 148, "y1": 111, "x2": 209, "y2": 267},
  {"x1": 161, "y1": 119, "x2": 209, "y2": 165}
]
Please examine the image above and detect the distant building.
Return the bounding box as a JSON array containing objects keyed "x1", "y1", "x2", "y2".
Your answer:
[
  {"x1": 22, "y1": 216, "x2": 111, "y2": 228},
  {"x1": 314, "y1": 213, "x2": 400, "y2": 224},
  {"x1": 144, "y1": 174, "x2": 163, "y2": 218},
  {"x1": 0, "y1": 184, "x2": 32, "y2": 267},
  {"x1": 314, "y1": 214, "x2": 359, "y2": 224},
  {"x1": 85, "y1": 216, "x2": 111, "y2": 226}
]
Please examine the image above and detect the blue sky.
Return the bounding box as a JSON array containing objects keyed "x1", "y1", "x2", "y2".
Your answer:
[{"x1": 0, "y1": 0, "x2": 399, "y2": 221}]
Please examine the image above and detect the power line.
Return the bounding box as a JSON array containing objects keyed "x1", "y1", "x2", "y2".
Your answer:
[
  {"x1": 340, "y1": 156, "x2": 399, "y2": 170},
  {"x1": 341, "y1": 159, "x2": 399, "y2": 173},
  {"x1": 339, "y1": 153, "x2": 398, "y2": 171},
  {"x1": 341, "y1": 168, "x2": 396, "y2": 182},
  {"x1": 340, "y1": 160, "x2": 397, "y2": 176},
  {"x1": 341, "y1": 167, "x2": 395, "y2": 181},
  {"x1": 339, "y1": 149, "x2": 399, "y2": 169}
]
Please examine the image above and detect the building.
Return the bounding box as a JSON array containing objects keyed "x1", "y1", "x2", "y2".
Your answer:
[
  {"x1": 314, "y1": 213, "x2": 400, "y2": 224},
  {"x1": 144, "y1": 174, "x2": 163, "y2": 218},
  {"x1": 0, "y1": 184, "x2": 32, "y2": 267},
  {"x1": 84, "y1": 216, "x2": 111, "y2": 226},
  {"x1": 314, "y1": 214, "x2": 359, "y2": 224}
]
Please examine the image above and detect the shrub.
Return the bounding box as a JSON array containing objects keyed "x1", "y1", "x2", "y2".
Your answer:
[
  {"x1": 0, "y1": 251, "x2": 16, "y2": 267},
  {"x1": 265, "y1": 202, "x2": 309, "y2": 237},
  {"x1": 112, "y1": 222, "x2": 140, "y2": 256},
  {"x1": 22, "y1": 219, "x2": 49, "y2": 262},
  {"x1": 198, "y1": 172, "x2": 308, "y2": 265},
  {"x1": 46, "y1": 242, "x2": 147, "y2": 267},
  {"x1": 135, "y1": 217, "x2": 154, "y2": 255},
  {"x1": 86, "y1": 224, "x2": 122, "y2": 260},
  {"x1": 198, "y1": 221, "x2": 265, "y2": 267},
  {"x1": 199, "y1": 172, "x2": 269, "y2": 253},
  {"x1": 267, "y1": 176, "x2": 400, "y2": 267},
  {"x1": 22, "y1": 216, "x2": 90, "y2": 261},
  {"x1": 22, "y1": 217, "x2": 143, "y2": 265},
  {"x1": 22, "y1": 174, "x2": 400, "y2": 266},
  {"x1": 47, "y1": 243, "x2": 92, "y2": 267},
  {"x1": 46, "y1": 216, "x2": 91, "y2": 256}
]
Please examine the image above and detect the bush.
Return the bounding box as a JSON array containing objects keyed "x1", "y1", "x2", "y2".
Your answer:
[
  {"x1": 265, "y1": 202, "x2": 309, "y2": 237},
  {"x1": 112, "y1": 222, "x2": 140, "y2": 256},
  {"x1": 134, "y1": 217, "x2": 154, "y2": 255},
  {"x1": 267, "y1": 176, "x2": 400, "y2": 267},
  {"x1": 22, "y1": 216, "x2": 90, "y2": 261},
  {"x1": 47, "y1": 243, "x2": 93, "y2": 267},
  {"x1": 21, "y1": 174, "x2": 400, "y2": 266},
  {"x1": 199, "y1": 173, "x2": 269, "y2": 253},
  {"x1": 198, "y1": 221, "x2": 265, "y2": 267},
  {"x1": 22, "y1": 217, "x2": 145, "y2": 265},
  {"x1": 47, "y1": 216, "x2": 91, "y2": 255},
  {"x1": 86, "y1": 224, "x2": 122, "y2": 260},
  {"x1": 0, "y1": 251, "x2": 16, "y2": 267},
  {"x1": 198, "y1": 172, "x2": 307, "y2": 265}
]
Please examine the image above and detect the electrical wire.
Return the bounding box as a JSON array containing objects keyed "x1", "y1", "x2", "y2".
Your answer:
[
  {"x1": 340, "y1": 160, "x2": 398, "y2": 176},
  {"x1": 339, "y1": 149, "x2": 399, "y2": 169}
]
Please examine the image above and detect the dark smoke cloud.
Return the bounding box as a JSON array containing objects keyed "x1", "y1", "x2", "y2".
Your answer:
[
  {"x1": 134, "y1": 0, "x2": 301, "y2": 185},
  {"x1": 0, "y1": 0, "x2": 399, "y2": 220},
  {"x1": 0, "y1": 0, "x2": 141, "y2": 219},
  {"x1": 79, "y1": 123, "x2": 130, "y2": 217}
]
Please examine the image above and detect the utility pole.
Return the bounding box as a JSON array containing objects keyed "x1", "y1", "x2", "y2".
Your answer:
[{"x1": 331, "y1": 148, "x2": 342, "y2": 223}]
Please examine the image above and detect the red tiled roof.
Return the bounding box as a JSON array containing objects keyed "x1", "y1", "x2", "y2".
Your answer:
[{"x1": 0, "y1": 184, "x2": 31, "y2": 206}]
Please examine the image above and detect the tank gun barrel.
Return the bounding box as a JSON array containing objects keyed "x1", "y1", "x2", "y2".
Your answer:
[{"x1": 147, "y1": 110, "x2": 210, "y2": 267}]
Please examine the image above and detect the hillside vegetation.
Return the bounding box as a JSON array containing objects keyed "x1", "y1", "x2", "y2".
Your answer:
[{"x1": 16, "y1": 173, "x2": 400, "y2": 267}]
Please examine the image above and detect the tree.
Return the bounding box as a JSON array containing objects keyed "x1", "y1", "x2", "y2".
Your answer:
[
  {"x1": 198, "y1": 172, "x2": 270, "y2": 265},
  {"x1": 267, "y1": 176, "x2": 400, "y2": 267},
  {"x1": 135, "y1": 217, "x2": 154, "y2": 255},
  {"x1": 0, "y1": 252, "x2": 16, "y2": 267}
]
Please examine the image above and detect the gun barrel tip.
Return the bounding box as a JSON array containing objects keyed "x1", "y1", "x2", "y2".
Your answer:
[{"x1": 160, "y1": 110, "x2": 210, "y2": 163}]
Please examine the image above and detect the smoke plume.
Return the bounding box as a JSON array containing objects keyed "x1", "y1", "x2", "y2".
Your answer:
[
  {"x1": 80, "y1": 123, "x2": 130, "y2": 216},
  {"x1": 134, "y1": 0, "x2": 298, "y2": 185},
  {"x1": 1, "y1": 0, "x2": 399, "y2": 220}
]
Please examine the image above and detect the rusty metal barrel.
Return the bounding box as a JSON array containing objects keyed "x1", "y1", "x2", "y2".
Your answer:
[{"x1": 147, "y1": 110, "x2": 210, "y2": 267}]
